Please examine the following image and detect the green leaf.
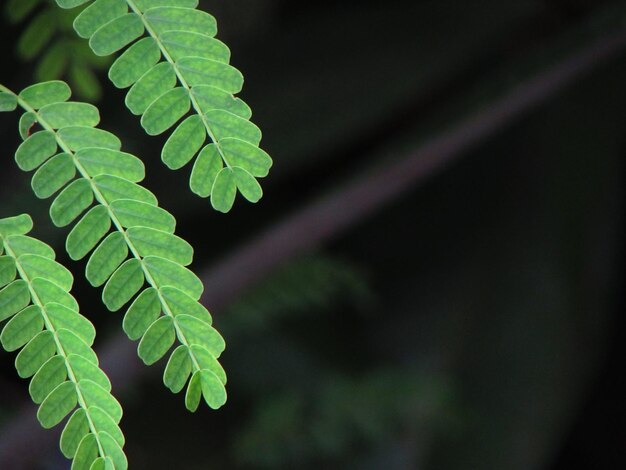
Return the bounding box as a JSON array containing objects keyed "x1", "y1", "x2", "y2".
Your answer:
[
  {"x1": 86, "y1": 232, "x2": 128, "y2": 287},
  {"x1": 205, "y1": 109, "x2": 261, "y2": 145},
  {"x1": 76, "y1": 148, "x2": 145, "y2": 182},
  {"x1": 185, "y1": 370, "x2": 201, "y2": 412},
  {"x1": 143, "y1": 6, "x2": 217, "y2": 35},
  {"x1": 110, "y1": 199, "x2": 176, "y2": 232},
  {"x1": 232, "y1": 167, "x2": 263, "y2": 203},
  {"x1": 31, "y1": 153, "x2": 76, "y2": 199},
  {"x1": 123, "y1": 287, "x2": 160, "y2": 341},
  {"x1": 89, "y1": 457, "x2": 106, "y2": 470},
  {"x1": 210, "y1": 167, "x2": 236, "y2": 213},
  {"x1": 39, "y1": 102, "x2": 100, "y2": 129},
  {"x1": 98, "y1": 431, "x2": 128, "y2": 470},
  {"x1": 92, "y1": 175, "x2": 158, "y2": 205},
  {"x1": 190, "y1": 144, "x2": 222, "y2": 197},
  {"x1": 30, "y1": 355, "x2": 68, "y2": 404},
  {"x1": 141, "y1": 87, "x2": 190, "y2": 135},
  {"x1": 37, "y1": 380, "x2": 77, "y2": 428},
  {"x1": 5, "y1": 235, "x2": 55, "y2": 259},
  {"x1": 66, "y1": 206, "x2": 112, "y2": 260},
  {"x1": 0, "y1": 256, "x2": 17, "y2": 288},
  {"x1": 78, "y1": 379, "x2": 123, "y2": 423},
  {"x1": 177, "y1": 57, "x2": 243, "y2": 92},
  {"x1": 32, "y1": 277, "x2": 79, "y2": 311},
  {"x1": 127, "y1": 227, "x2": 193, "y2": 265},
  {"x1": 161, "y1": 31, "x2": 230, "y2": 62},
  {"x1": 162, "y1": 115, "x2": 205, "y2": 170},
  {"x1": 57, "y1": 328, "x2": 98, "y2": 365},
  {"x1": 47, "y1": 303, "x2": 96, "y2": 346},
  {"x1": 0, "y1": 92, "x2": 18, "y2": 112},
  {"x1": 125, "y1": 62, "x2": 176, "y2": 115},
  {"x1": 199, "y1": 369, "x2": 226, "y2": 409},
  {"x1": 56, "y1": 0, "x2": 91, "y2": 8},
  {"x1": 0, "y1": 279, "x2": 31, "y2": 322},
  {"x1": 135, "y1": 0, "x2": 199, "y2": 9},
  {"x1": 221, "y1": 138, "x2": 272, "y2": 177},
  {"x1": 142, "y1": 256, "x2": 203, "y2": 299},
  {"x1": 160, "y1": 286, "x2": 211, "y2": 324},
  {"x1": 5, "y1": 0, "x2": 39, "y2": 23},
  {"x1": 18, "y1": 10, "x2": 55, "y2": 61},
  {"x1": 67, "y1": 62, "x2": 101, "y2": 99},
  {"x1": 57, "y1": 127, "x2": 122, "y2": 152},
  {"x1": 109, "y1": 37, "x2": 161, "y2": 89},
  {"x1": 73, "y1": 0, "x2": 127, "y2": 39},
  {"x1": 50, "y1": 179, "x2": 94, "y2": 227},
  {"x1": 19, "y1": 112, "x2": 38, "y2": 140},
  {"x1": 15, "y1": 330, "x2": 56, "y2": 378},
  {"x1": 103, "y1": 259, "x2": 145, "y2": 312},
  {"x1": 72, "y1": 433, "x2": 99, "y2": 470},
  {"x1": 0, "y1": 214, "x2": 33, "y2": 238},
  {"x1": 163, "y1": 345, "x2": 191, "y2": 393},
  {"x1": 70, "y1": 64, "x2": 103, "y2": 102},
  {"x1": 1, "y1": 304, "x2": 43, "y2": 352},
  {"x1": 190, "y1": 344, "x2": 226, "y2": 384},
  {"x1": 89, "y1": 407, "x2": 124, "y2": 447},
  {"x1": 70, "y1": 62, "x2": 104, "y2": 102},
  {"x1": 175, "y1": 314, "x2": 225, "y2": 356},
  {"x1": 34, "y1": 41, "x2": 67, "y2": 82},
  {"x1": 72, "y1": 64, "x2": 102, "y2": 100},
  {"x1": 15, "y1": 131, "x2": 57, "y2": 171},
  {"x1": 61, "y1": 409, "x2": 89, "y2": 458},
  {"x1": 138, "y1": 315, "x2": 175, "y2": 365},
  {"x1": 68, "y1": 354, "x2": 111, "y2": 391},
  {"x1": 19, "y1": 81, "x2": 71, "y2": 110},
  {"x1": 191, "y1": 85, "x2": 251, "y2": 118},
  {"x1": 19, "y1": 254, "x2": 74, "y2": 291},
  {"x1": 89, "y1": 13, "x2": 144, "y2": 56}
]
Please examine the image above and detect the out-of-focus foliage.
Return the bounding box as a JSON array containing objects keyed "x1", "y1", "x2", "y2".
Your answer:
[
  {"x1": 5, "y1": 0, "x2": 111, "y2": 101},
  {"x1": 223, "y1": 255, "x2": 372, "y2": 334},
  {"x1": 235, "y1": 371, "x2": 453, "y2": 468}
]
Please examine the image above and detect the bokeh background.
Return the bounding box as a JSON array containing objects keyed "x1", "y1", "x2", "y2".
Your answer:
[{"x1": 1, "y1": 0, "x2": 625, "y2": 468}]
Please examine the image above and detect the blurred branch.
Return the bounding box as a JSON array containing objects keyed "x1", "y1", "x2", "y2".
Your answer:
[
  {"x1": 200, "y1": 28, "x2": 626, "y2": 311},
  {"x1": 2, "y1": 26, "x2": 626, "y2": 470}
]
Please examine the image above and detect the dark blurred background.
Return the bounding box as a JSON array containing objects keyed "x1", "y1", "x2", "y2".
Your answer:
[{"x1": 1, "y1": 0, "x2": 625, "y2": 468}]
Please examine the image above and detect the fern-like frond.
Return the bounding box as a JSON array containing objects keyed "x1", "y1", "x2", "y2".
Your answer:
[
  {"x1": 0, "y1": 214, "x2": 127, "y2": 470},
  {"x1": 54, "y1": 0, "x2": 273, "y2": 212},
  {"x1": 4, "y1": 0, "x2": 111, "y2": 101},
  {"x1": 0, "y1": 81, "x2": 227, "y2": 411}
]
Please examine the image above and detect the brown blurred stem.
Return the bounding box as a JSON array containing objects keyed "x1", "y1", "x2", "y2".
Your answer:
[{"x1": 1, "y1": 28, "x2": 626, "y2": 470}]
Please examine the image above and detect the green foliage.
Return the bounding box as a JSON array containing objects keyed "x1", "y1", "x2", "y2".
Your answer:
[
  {"x1": 235, "y1": 371, "x2": 451, "y2": 468},
  {"x1": 53, "y1": 0, "x2": 273, "y2": 212},
  {"x1": 0, "y1": 80, "x2": 227, "y2": 411},
  {"x1": 4, "y1": 0, "x2": 111, "y2": 101},
  {"x1": 223, "y1": 255, "x2": 373, "y2": 334},
  {"x1": 0, "y1": 214, "x2": 127, "y2": 469},
  {"x1": 1, "y1": 2, "x2": 274, "y2": 465}
]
